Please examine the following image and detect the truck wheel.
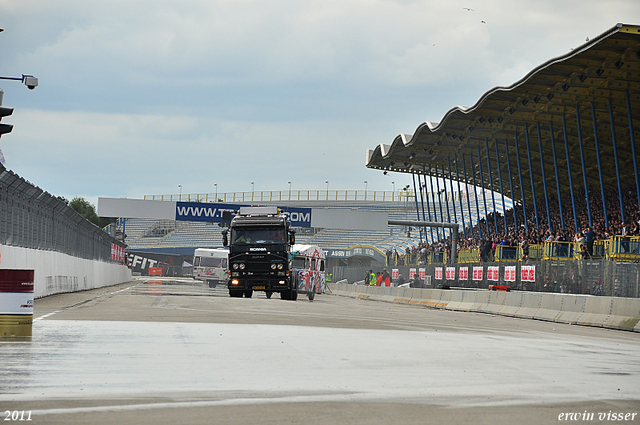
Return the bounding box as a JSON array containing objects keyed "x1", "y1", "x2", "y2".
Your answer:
[
  {"x1": 308, "y1": 291, "x2": 315, "y2": 301},
  {"x1": 244, "y1": 290, "x2": 253, "y2": 298},
  {"x1": 266, "y1": 291, "x2": 273, "y2": 299},
  {"x1": 229, "y1": 290, "x2": 243, "y2": 298},
  {"x1": 208, "y1": 280, "x2": 217, "y2": 288},
  {"x1": 281, "y1": 290, "x2": 290, "y2": 300},
  {"x1": 290, "y1": 287, "x2": 298, "y2": 301}
]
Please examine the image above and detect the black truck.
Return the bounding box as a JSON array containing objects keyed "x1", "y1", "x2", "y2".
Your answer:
[{"x1": 223, "y1": 206, "x2": 298, "y2": 300}]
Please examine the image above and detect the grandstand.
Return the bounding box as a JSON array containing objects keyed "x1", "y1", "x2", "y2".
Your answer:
[{"x1": 121, "y1": 188, "x2": 506, "y2": 257}]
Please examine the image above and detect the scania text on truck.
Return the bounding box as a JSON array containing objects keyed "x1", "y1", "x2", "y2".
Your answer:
[{"x1": 223, "y1": 206, "x2": 298, "y2": 300}]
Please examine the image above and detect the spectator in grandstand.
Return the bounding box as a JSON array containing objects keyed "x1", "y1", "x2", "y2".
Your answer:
[
  {"x1": 580, "y1": 244, "x2": 590, "y2": 260},
  {"x1": 520, "y1": 238, "x2": 530, "y2": 261},
  {"x1": 584, "y1": 227, "x2": 595, "y2": 256}
]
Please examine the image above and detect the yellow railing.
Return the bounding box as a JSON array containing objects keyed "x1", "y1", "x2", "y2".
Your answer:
[
  {"x1": 494, "y1": 245, "x2": 519, "y2": 262},
  {"x1": 458, "y1": 249, "x2": 479, "y2": 263},
  {"x1": 608, "y1": 236, "x2": 640, "y2": 262},
  {"x1": 144, "y1": 190, "x2": 416, "y2": 203},
  {"x1": 429, "y1": 251, "x2": 447, "y2": 264},
  {"x1": 543, "y1": 241, "x2": 578, "y2": 261}
]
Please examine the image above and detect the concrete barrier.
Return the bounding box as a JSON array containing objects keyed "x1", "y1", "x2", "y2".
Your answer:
[
  {"x1": 557, "y1": 295, "x2": 588, "y2": 324},
  {"x1": 483, "y1": 291, "x2": 507, "y2": 316},
  {"x1": 518, "y1": 293, "x2": 543, "y2": 319},
  {"x1": 606, "y1": 297, "x2": 640, "y2": 331},
  {"x1": 1, "y1": 245, "x2": 131, "y2": 299},
  {"x1": 326, "y1": 283, "x2": 640, "y2": 332},
  {"x1": 534, "y1": 293, "x2": 564, "y2": 322},
  {"x1": 577, "y1": 296, "x2": 613, "y2": 328},
  {"x1": 469, "y1": 290, "x2": 491, "y2": 313}
]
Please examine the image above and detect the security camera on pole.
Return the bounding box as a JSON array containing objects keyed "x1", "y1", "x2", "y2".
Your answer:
[{"x1": 0, "y1": 29, "x2": 39, "y2": 165}]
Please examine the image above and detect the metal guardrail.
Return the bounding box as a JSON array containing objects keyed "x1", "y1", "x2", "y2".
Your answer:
[
  {"x1": 144, "y1": 190, "x2": 413, "y2": 203},
  {"x1": 0, "y1": 164, "x2": 124, "y2": 262}
]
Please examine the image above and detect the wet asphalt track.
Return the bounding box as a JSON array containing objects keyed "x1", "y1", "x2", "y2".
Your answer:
[{"x1": 1, "y1": 277, "x2": 639, "y2": 425}]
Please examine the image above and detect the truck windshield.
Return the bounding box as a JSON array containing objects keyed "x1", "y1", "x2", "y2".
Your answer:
[{"x1": 231, "y1": 228, "x2": 285, "y2": 244}]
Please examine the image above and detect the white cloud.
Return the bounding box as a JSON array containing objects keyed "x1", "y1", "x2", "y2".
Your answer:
[{"x1": 1, "y1": 0, "x2": 639, "y2": 203}]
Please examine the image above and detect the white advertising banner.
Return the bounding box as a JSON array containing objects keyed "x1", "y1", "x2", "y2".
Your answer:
[{"x1": 0, "y1": 292, "x2": 34, "y2": 315}]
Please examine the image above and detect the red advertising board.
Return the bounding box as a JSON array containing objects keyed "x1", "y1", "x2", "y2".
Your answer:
[
  {"x1": 472, "y1": 266, "x2": 483, "y2": 281},
  {"x1": 458, "y1": 267, "x2": 469, "y2": 280}
]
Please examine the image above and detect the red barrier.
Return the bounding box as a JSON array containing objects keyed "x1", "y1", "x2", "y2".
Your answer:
[{"x1": 489, "y1": 285, "x2": 511, "y2": 292}]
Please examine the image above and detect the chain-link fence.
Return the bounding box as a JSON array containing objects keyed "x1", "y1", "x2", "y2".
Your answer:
[
  {"x1": 0, "y1": 164, "x2": 125, "y2": 262},
  {"x1": 332, "y1": 259, "x2": 640, "y2": 298}
]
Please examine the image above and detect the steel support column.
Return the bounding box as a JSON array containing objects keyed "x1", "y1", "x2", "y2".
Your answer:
[
  {"x1": 454, "y1": 154, "x2": 467, "y2": 238},
  {"x1": 514, "y1": 132, "x2": 528, "y2": 231},
  {"x1": 549, "y1": 121, "x2": 564, "y2": 230},
  {"x1": 536, "y1": 124, "x2": 552, "y2": 232},
  {"x1": 576, "y1": 105, "x2": 593, "y2": 227},
  {"x1": 418, "y1": 170, "x2": 428, "y2": 242},
  {"x1": 494, "y1": 139, "x2": 508, "y2": 232},
  {"x1": 476, "y1": 146, "x2": 491, "y2": 235},
  {"x1": 441, "y1": 163, "x2": 452, "y2": 227},
  {"x1": 607, "y1": 98, "x2": 625, "y2": 223},
  {"x1": 504, "y1": 138, "x2": 517, "y2": 230},
  {"x1": 423, "y1": 173, "x2": 435, "y2": 242},
  {"x1": 435, "y1": 168, "x2": 446, "y2": 238},
  {"x1": 625, "y1": 90, "x2": 640, "y2": 217},
  {"x1": 590, "y1": 103, "x2": 607, "y2": 228},
  {"x1": 412, "y1": 173, "x2": 423, "y2": 242},
  {"x1": 469, "y1": 153, "x2": 483, "y2": 238},
  {"x1": 388, "y1": 219, "x2": 459, "y2": 264},
  {"x1": 524, "y1": 124, "x2": 540, "y2": 228},
  {"x1": 448, "y1": 158, "x2": 459, "y2": 238},
  {"x1": 429, "y1": 171, "x2": 441, "y2": 240},
  {"x1": 484, "y1": 139, "x2": 499, "y2": 233},
  {"x1": 562, "y1": 114, "x2": 579, "y2": 232},
  {"x1": 462, "y1": 153, "x2": 475, "y2": 238}
]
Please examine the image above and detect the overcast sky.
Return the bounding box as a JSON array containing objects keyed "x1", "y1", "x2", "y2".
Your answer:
[{"x1": 1, "y1": 1, "x2": 639, "y2": 205}]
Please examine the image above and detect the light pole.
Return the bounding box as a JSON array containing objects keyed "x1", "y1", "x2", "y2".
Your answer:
[
  {"x1": 364, "y1": 180, "x2": 368, "y2": 200},
  {"x1": 214, "y1": 183, "x2": 218, "y2": 202},
  {"x1": 325, "y1": 180, "x2": 329, "y2": 199},
  {"x1": 251, "y1": 181, "x2": 254, "y2": 200},
  {"x1": 288, "y1": 181, "x2": 291, "y2": 200},
  {"x1": 178, "y1": 184, "x2": 182, "y2": 201},
  {"x1": 392, "y1": 181, "x2": 395, "y2": 201}
]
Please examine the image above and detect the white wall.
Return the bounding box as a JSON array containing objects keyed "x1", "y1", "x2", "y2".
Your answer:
[{"x1": 0, "y1": 244, "x2": 132, "y2": 298}]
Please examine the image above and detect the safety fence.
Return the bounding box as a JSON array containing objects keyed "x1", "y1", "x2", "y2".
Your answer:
[
  {"x1": 0, "y1": 164, "x2": 125, "y2": 262},
  {"x1": 331, "y1": 259, "x2": 640, "y2": 298}
]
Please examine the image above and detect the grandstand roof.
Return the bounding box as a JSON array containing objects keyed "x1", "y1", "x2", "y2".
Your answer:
[{"x1": 366, "y1": 23, "x2": 640, "y2": 204}]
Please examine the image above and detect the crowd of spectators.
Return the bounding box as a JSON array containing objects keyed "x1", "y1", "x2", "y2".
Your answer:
[{"x1": 386, "y1": 185, "x2": 640, "y2": 265}]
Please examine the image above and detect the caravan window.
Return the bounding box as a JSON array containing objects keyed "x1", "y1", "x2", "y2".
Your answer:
[{"x1": 292, "y1": 256, "x2": 306, "y2": 269}]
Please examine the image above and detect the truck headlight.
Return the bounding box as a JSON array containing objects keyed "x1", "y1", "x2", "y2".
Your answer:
[
  {"x1": 233, "y1": 263, "x2": 239, "y2": 270},
  {"x1": 271, "y1": 263, "x2": 277, "y2": 270},
  {"x1": 277, "y1": 264, "x2": 283, "y2": 270},
  {"x1": 239, "y1": 263, "x2": 245, "y2": 270}
]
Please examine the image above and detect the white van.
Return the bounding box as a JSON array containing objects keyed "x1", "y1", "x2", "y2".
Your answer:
[{"x1": 193, "y1": 248, "x2": 229, "y2": 288}]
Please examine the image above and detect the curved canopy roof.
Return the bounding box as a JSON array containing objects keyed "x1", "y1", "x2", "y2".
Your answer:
[{"x1": 366, "y1": 23, "x2": 640, "y2": 206}]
